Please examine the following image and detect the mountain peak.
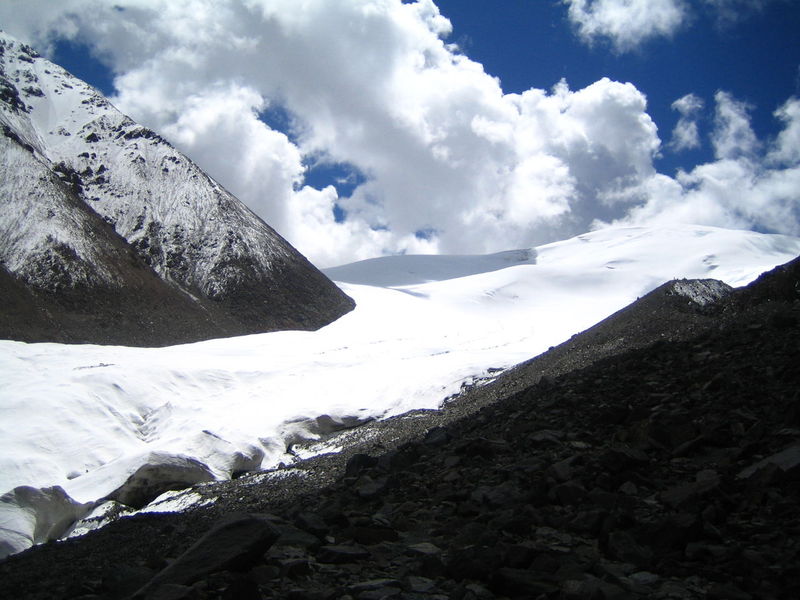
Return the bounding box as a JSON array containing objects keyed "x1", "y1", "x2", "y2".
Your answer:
[{"x1": 0, "y1": 31, "x2": 353, "y2": 346}]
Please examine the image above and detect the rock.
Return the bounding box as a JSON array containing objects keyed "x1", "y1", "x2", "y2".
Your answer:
[
  {"x1": 107, "y1": 452, "x2": 216, "y2": 509},
  {"x1": 221, "y1": 576, "x2": 262, "y2": 600},
  {"x1": 738, "y1": 445, "x2": 800, "y2": 480},
  {"x1": 274, "y1": 523, "x2": 322, "y2": 549},
  {"x1": 406, "y1": 542, "x2": 442, "y2": 556},
  {"x1": 606, "y1": 530, "x2": 652, "y2": 568},
  {"x1": 648, "y1": 512, "x2": 701, "y2": 552},
  {"x1": 645, "y1": 412, "x2": 699, "y2": 451},
  {"x1": 133, "y1": 513, "x2": 279, "y2": 596},
  {"x1": 101, "y1": 565, "x2": 155, "y2": 598},
  {"x1": 348, "y1": 579, "x2": 403, "y2": 593},
  {"x1": 316, "y1": 544, "x2": 370, "y2": 563},
  {"x1": 446, "y1": 545, "x2": 503, "y2": 582},
  {"x1": 357, "y1": 589, "x2": 401, "y2": 600},
  {"x1": 550, "y1": 455, "x2": 578, "y2": 482},
  {"x1": 707, "y1": 582, "x2": 753, "y2": 600},
  {"x1": 279, "y1": 558, "x2": 312, "y2": 578},
  {"x1": 470, "y1": 482, "x2": 521, "y2": 507},
  {"x1": 345, "y1": 453, "x2": 379, "y2": 478},
  {"x1": 294, "y1": 511, "x2": 329, "y2": 537},
  {"x1": 684, "y1": 542, "x2": 729, "y2": 562},
  {"x1": 423, "y1": 427, "x2": 450, "y2": 447},
  {"x1": 453, "y1": 437, "x2": 509, "y2": 458},
  {"x1": 343, "y1": 525, "x2": 399, "y2": 545},
  {"x1": 659, "y1": 470, "x2": 720, "y2": 509},
  {"x1": 145, "y1": 584, "x2": 199, "y2": 600},
  {"x1": 529, "y1": 430, "x2": 564, "y2": 444},
  {"x1": 490, "y1": 567, "x2": 558, "y2": 596},
  {"x1": 598, "y1": 446, "x2": 649, "y2": 473},
  {"x1": 405, "y1": 576, "x2": 436, "y2": 593},
  {"x1": 550, "y1": 480, "x2": 587, "y2": 505},
  {"x1": 628, "y1": 571, "x2": 659, "y2": 586},
  {"x1": 352, "y1": 475, "x2": 389, "y2": 498}
]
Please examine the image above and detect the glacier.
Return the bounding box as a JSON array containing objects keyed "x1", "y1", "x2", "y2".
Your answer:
[{"x1": 1, "y1": 223, "x2": 799, "y2": 557}]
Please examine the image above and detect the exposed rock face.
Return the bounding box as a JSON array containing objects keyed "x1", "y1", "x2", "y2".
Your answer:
[
  {"x1": 1, "y1": 256, "x2": 797, "y2": 599},
  {"x1": 0, "y1": 32, "x2": 354, "y2": 346}
]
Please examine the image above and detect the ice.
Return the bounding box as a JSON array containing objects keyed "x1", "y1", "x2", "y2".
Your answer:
[
  {"x1": 0, "y1": 485, "x2": 92, "y2": 557},
  {"x1": 1, "y1": 224, "x2": 799, "y2": 556}
]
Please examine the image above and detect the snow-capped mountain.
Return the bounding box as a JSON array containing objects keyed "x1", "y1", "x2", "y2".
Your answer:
[
  {"x1": 1, "y1": 223, "x2": 799, "y2": 557},
  {"x1": 0, "y1": 31, "x2": 354, "y2": 345}
]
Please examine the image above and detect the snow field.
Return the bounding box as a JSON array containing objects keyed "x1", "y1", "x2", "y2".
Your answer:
[{"x1": 1, "y1": 224, "x2": 799, "y2": 556}]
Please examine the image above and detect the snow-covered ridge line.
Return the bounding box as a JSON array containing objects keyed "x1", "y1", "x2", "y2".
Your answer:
[{"x1": 1, "y1": 223, "x2": 799, "y2": 558}]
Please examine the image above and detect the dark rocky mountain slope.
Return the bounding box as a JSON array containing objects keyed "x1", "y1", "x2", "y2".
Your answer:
[
  {"x1": 0, "y1": 32, "x2": 353, "y2": 346},
  {"x1": 0, "y1": 256, "x2": 797, "y2": 599}
]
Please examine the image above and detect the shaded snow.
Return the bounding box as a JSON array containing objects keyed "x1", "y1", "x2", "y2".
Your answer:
[{"x1": 324, "y1": 248, "x2": 537, "y2": 286}]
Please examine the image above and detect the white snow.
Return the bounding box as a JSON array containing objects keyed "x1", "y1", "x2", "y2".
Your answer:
[
  {"x1": 0, "y1": 32, "x2": 293, "y2": 298},
  {"x1": 1, "y1": 223, "x2": 799, "y2": 556},
  {"x1": 138, "y1": 489, "x2": 216, "y2": 514}
]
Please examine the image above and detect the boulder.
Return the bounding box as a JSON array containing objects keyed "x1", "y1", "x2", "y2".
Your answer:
[{"x1": 133, "y1": 513, "x2": 279, "y2": 597}]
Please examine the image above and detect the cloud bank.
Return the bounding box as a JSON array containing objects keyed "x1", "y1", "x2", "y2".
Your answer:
[{"x1": 1, "y1": 0, "x2": 798, "y2": 266}]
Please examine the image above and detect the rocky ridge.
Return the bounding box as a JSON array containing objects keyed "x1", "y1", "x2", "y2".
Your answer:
[
  {"x1": 0, "y1": 31, "x2": 354, "y2": 345},
  {"x1": 0, "y1": 256, "x2": 797, "y2": 599}
]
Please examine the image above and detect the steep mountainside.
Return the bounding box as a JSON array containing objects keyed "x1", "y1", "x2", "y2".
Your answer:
[
  {"x1": 0, "y1": 256, "x2": 797, "y2": 599},
  {"x1": 0, "y1": 32, "x2": 354, "y2": 345}
]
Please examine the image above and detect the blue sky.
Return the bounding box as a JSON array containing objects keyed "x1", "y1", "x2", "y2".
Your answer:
[
  {"x1": 435, "y1": 0, "x2": 800, "y2": 174},
  {"x1": 3, "y1": 0, "x2": 800, "y2": 266}
]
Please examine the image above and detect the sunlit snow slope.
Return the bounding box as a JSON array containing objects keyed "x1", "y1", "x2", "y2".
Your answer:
[{"x1": 1, "y1": 224, "x2": 799, "y2": 556}]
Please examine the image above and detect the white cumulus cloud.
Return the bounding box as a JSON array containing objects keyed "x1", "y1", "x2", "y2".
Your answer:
[
  {"x1": 564, "y1": 0, "x2": 784, "y2": 52},
  {"x1": 614, "y1": 92, "x2": 800, "y2": 236},
  {"x1": 711, "y1": 91, "x2": 760, "y2": 160},
  {"x1": 1, "y1": 0, "x2": 798, "y2": 266},
  {"x1": 563, "y1": 0, "x2": 688, "y2": 52},
  {"x1": 669, "y1": 93, "x2": 705, "y2": 152}
]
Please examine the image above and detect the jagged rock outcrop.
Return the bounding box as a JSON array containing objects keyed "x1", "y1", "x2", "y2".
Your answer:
[{"x1": 0, "y1": 32, "x2": 353, "y2": 346}]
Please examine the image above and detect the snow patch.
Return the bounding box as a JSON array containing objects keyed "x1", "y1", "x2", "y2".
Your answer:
[
  {"x1": 138, "y1": 489, "x2": 216, "y2": 514},
  {"x1": 65, "y1": 500, "x2": 133, "y2": 540}
]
